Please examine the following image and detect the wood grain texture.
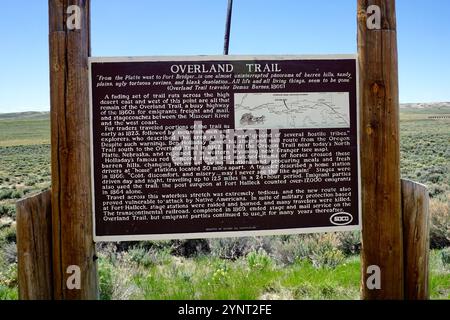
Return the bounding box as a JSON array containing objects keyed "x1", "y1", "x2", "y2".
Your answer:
[
  {"x1": 401, "y1": 179, "x2": 430, "y2": 300},
  {"x1": 49, "y1": 0, "x2": 98, "y2": 299},
  {"x1": 357, "y1": 0, "x2": 404, "y2": 299},
  {"x1": 16, "y1": 191, "x2": 53, "y2": 300}
]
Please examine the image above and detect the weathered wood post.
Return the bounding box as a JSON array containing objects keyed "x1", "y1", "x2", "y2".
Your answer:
[
  {"x1": 357, "y1": 0, "x2": 404, "y2": 299},
  {"x1": 49, "y1": 0, "x2": 98, "y2": 299},
  {"x1": 402, "y1": 179, "x2": 430, "y2": 300},
  {"x1": 16, "y1": 191, "x2": 53, "y2": 300}
]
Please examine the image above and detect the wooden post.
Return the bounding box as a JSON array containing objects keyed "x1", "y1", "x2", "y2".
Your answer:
[
  {"x1": 401, "y1": 179, "x2": 430, "y2": 300},
  {"x1": 16, "y1": 191, "x2": 53, "y2": 300},
  {"x1": 49, "y1": 0, "x2": 98, "y2": 299},
  {"x1": 357, "y1": 0, "x2": 404, "y2": 299}
]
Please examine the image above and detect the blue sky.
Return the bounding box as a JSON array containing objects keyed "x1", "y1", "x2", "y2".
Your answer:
[{"x1": 0, "y1": 0, "x2": 449, "y2": 113}]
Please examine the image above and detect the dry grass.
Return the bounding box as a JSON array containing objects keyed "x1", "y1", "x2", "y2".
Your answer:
[{"x1": 430, "y1": 198, "x2": 450, "y2": 248}]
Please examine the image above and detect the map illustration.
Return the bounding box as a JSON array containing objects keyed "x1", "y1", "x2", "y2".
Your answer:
[{"x1": 235, "y1": 92, "x2": 350, "y2": 129}]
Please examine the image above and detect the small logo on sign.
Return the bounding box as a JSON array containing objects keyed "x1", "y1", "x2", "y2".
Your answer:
[{"x1": 330, "y1": 212, "x2": 353, "y2": 226}]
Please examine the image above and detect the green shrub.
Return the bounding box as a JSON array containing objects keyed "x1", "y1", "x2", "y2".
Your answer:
[
  {"x1": 271, "y1": 234, "x2": 345, "y2": 268},
  {"x1": 428, "y1": 173, "x2": 443, "y2": 184},
  {"x1": 210, "y1": 262, "x2": 229, "y2": 286},
  {"x1": 271, "y1": 237, "x2": 303, "y2": 265},
  {"x1": 246, "y1": 249, "x2": 273, "y2": 270},
  {"x1": 208, "y1": 237, "x2": 281, "y2": 260},
  {"x1": 272, "y1": 235, "x2": 318, "y2": 265},
  {"x1": 209, "y1": 237, "x2": 259, "y2": 260},
  {"x1": 0, "y1": 204, "x2": 15, "y2": 218},
  {"x1": 0, "y1": 226, "x2": 16, "y2": 245},
  {"x1": 0, "y1": 285, "x2": 18, "y2": 300},
  {"x1": 0, "y1": 189, "x2": 13, "y2": 201},
  {"x1": 428, "y1": 184, "x2": 447, "y2": 199},
  {"x1": 98, "y1": 258, "x2": 114, "y2": 300},
  {"x1": 0, "y1": 263, "x2": 17, "y2": 289},
  {"x1": 11, "y1": 190, "x2": 23, "y2": 199},
  {"x1": 138, "y1": 240, "x2": 173, "y2": 251},
  {"x1": 0, "y1": 243, "x2": 17, "y2": 264},
  {"x1": 129, "y1": 247, "x2": 154, "y2": 268},
  {"x1": 171, "y1": 239, "x2": 210, "y2": 257},
  {"x1": 441, "y1": 248, "x2": 450, "y2": 265},
  {"x1": 311, "y1": 247, "x2": 345, "y2": 269},
  {"x1": 128, "y1": 246, "x2": 171, "y2": 267},
  {"x1": 96, "y1": 251, "x2": 141, "y2": 300},
  {"x1": 337, "y1": 231, "x2": 361, "y2": 256},
  {"x1": 298, "y1": 234, "x2": 345, "y2": 269}
]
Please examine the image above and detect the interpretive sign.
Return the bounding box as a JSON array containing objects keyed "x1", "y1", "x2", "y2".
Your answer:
[{"x1": 89, "y1": 55, "x2": 360, "y2": 241}]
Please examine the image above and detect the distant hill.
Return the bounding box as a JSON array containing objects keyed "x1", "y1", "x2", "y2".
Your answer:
[
  {"x1": 0, "y1": 111, "x2": 49, "y2": 121},
  {"x1": 400, "y1": 102, "x2": 450, "y2": 114},
  {"x1": 400, "y1": 102, "x2": 450, "y2": 109}
]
